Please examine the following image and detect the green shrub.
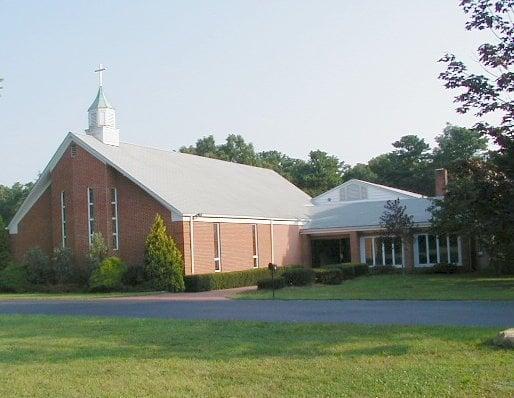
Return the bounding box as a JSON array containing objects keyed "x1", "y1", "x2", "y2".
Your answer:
[
  {"x1": 0, "y1": 263, "x2": 29, "y2": 292},
  {"x1": 89, "y1": 257, "x2": 127, "y2": 292},
  {"x1": 257, "y1": 276, "x2": 286, "y2": 290},
  {"x1": 52, "y1": 247, "x2": 74, "y2": 284},
  {"x1": 316, "y1": 268, "x2": 345, "y2": 285},
  {"x1": 185, "y1": 268, "x2": 274, "y2": 292},
  {"x1": 24, "y1": 247, "x2": 54, "y2": 285},
  {"x1": 429, "y1": 263, "x2": 462, "y2": 274},
  {"x1": 282, "y1": 267, "x2": 315, "y2": 286},
  {"x1": 369, "y1": 265, "x2": 399, "y2": 275},
  {"x1": 0, "y1": 216, "x2": 11, "y2": 270},
  {"x1": 144, "y1": 215, "x2": 185, "y2": 292},
  {"x1": 122, "y1": 264, "x2": 146, "y2": 287}
]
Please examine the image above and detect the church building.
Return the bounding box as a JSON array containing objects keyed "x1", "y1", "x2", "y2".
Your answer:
[{"x1": 8, "y1": 68, "x2": 469, "y2": 274}]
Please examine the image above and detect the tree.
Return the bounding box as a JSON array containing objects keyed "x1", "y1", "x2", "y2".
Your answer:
[
  {"x1": 379, "y1": 199, "x2": 415, "y2": 273},
  {"x1": 434, "y1": 0, "x2": 514, "y2": 271},
  {"x1": 368, "y1": 135, "x2": 433, "y2": 195},
  {"x1": 295, "y1": 150, "x2": 345, "y2": 197},
  {"x1": 433, "y1": 124, "x2": 488, "y2": 168},
  {"x1": 342, "y1": 163, "x2": 378, "y2": 183},
  {"x1": 0, "y1": 216, "x2": 11, "y2": 269},
  {"x1": 144, "y1": 214, "x2": 185, "y2": 292},
  {"x1": 431, "y1": 159, "x2": 514, "y2": 274},
  {"x1": 180, "y1": 135, "x2": 219, "y2": 158},
  {"x1": 0, "y1": 182, "x2": 34, "y2": 224},
  {"x1": 439, "y1": 0, "x2": 513, "y2": 160}
]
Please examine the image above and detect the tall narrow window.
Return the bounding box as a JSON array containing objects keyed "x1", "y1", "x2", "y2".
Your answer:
[
  {"x1": 214, "y1": 223, "x2": 221, "y2": 272},
  {"x1": 60, "y1": 191, "x2": 67, "y2": 247},
  {"x1": 87, "y1": 188, "x2": 95, "y2": 245},
  {"x1": 111, "y1": 188, "x2": 119, "y2": 250},
  {"x1": 252, "y1": 224, "x2": 259, "y2": 268}
]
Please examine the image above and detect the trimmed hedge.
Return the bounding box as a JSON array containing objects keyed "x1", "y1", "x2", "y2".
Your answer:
[
  {"x1": 257, "y1": 277, "x2": 286, "y2": 290},
  {"x1": 282, "y1": 268, "x2": 316, "y2": 286},
  {"x1": 0, "y1": 263, "x2": 29, "y2": 292},
  {"x1": 314, "y1": 263, "x2": 369, "y2": 285},
  {"x1": 369, "y1": 265, "x2": 400, "y2": 275},
  {"x1": 315, "y1": 268, "x2": 345, "y2": 285},
  {"x1": 185, "y1": 268, "x2": 277, "y2": 292}
]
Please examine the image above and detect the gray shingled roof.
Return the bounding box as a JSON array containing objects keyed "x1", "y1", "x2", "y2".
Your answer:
[
  {"x1": 304, "y1": 198, "x2": 435, "y2": 231},
  {"x1": 74, "y1": 133, "x2": 312, "y2": 219}
]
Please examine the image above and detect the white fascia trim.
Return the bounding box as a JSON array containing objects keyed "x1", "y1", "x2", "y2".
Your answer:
[
  {"x1": 181, "y1": 213, "x2": 305, "y2": 226},
  {"x1": 7, "y1": 133, "x2": 76, "y2": 234},
  {"x1": 301, "y1": 222, "x2": 431, "y2": 235},
  {"x1": 70, "y1": 133, "x2": 184, "y2": 218}
]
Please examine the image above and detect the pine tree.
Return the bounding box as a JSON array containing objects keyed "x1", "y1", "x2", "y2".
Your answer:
[{"x1": 144, "y1": 214, "x2": 185, "y2": 292}]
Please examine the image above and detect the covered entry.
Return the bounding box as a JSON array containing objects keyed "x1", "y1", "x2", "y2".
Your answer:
[{"x1": 312, "y1": 237, "x2": 351, "y2": 266}]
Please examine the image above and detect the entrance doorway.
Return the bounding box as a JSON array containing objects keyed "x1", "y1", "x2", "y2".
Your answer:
[{"x1": 312, "y1": 238, "x2": 351, "y2": 267}]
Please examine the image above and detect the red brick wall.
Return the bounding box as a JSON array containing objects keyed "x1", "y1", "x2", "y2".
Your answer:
[
  {"x1": 273, "y1": 224, "x2": 304, "y2": 266},
  {"x1": 11, "y1": 187, "x2": 53, "y2": 262}
]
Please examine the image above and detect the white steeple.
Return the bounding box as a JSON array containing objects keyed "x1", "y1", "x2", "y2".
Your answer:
[{"x1": 85, "y1": 64, "x2": 120, "y2": 146}]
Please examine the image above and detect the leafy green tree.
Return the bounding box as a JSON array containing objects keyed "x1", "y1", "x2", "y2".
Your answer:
[
  {"x1": 87, "y1": 232, "x2": 108, "y2": 268},
  {"x1": 180, "y1": 135, "x2": 219, "y2": 158},
  {"x1": 295, "y1": 150, "x2": 345, "y2": 197},
  {"x1": 144, "y1": 214, "x2": 185, "y2": 292},
  {"x1": 379, "y1": 199, "x2": 415, "y2": 273},
  {"x1": 433, "y1": 125, "x2": 488, "y2": 169},
  {"x1": 0, "y1": 216, "x2": 11, "y2": 269},
  {"x1": 434, "y1": 0, "x2": 514, "y2": 271},
  {"x1": 368, "y1": 135, "x2": 433, "y2": 195},
  {"x1": 342, "y1": 163, "x2": 378, "y2": 183},
  {"x1": 218, "y1": 134, "x2": 258, "y2": 165},
  {"x1": 0, "y1": 182, "x2": 34, "y2": 223}
]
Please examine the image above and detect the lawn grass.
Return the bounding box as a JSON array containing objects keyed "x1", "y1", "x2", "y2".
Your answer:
[
  {"x1": 238, "y1": 274, "x2": 514, "y2": 301},
  {"x1": 0, "y1": 315, "x2": 512, "y2": 397},
  {"x1": 0, "y1": 291, "x2": 160, "y2": 301}
]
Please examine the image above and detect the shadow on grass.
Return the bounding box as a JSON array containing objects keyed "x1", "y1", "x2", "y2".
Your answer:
[{"x1": 0, "y1": 315, "x2": 497, "y2": 365}]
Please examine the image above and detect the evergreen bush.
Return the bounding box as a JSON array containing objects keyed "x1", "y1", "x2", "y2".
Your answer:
[
  {"x1": 0, "y1": 263, "x2": 29, "y2": 292},
  {"x1": 144, "y1": 215, "x2": 185, "y2": 292},
  {"x1": 282, "y1": 267, "x2": 315, "y2": 286}
]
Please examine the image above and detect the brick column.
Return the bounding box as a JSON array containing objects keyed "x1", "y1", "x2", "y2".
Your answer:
[{"x1": 349, "y1": 231, "x2": 361, "y2": 263}]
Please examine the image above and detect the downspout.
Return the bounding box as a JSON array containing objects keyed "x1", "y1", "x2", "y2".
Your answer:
[
  {"x1": 270, "y1": 219, "x2": 275, "y2": 263},
  {"x1": 189, "y1": 215, "x2": 195, "y2": 274}
]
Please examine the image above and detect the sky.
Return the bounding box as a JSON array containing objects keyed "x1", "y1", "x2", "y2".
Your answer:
[{"x1": 0, "y1": 0, "x2": 487, "y2": 185}]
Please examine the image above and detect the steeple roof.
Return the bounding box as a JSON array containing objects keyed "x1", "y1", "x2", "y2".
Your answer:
[{"x1": 88, "y1": 86, "x2": 112, "y2": 111}]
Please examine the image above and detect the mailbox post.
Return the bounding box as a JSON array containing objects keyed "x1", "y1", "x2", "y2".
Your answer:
[{"x1": 268, "y1": 262, "x2": 278, "y2": 299}]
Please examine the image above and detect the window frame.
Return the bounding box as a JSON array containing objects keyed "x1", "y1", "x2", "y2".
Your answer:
[
  {"x1": 60, "y1": 191, "x2": 67, "y2": 247},
  {"x1": 87, "y1": 187, "x2": 95, "y2": 246},
  {"x1": 111, "y1": 188, "x2": 119, "y2": 251},
  {"x1": 214, "y1": 223, "x2": 222, "y2": 272},
  {"x1": 414, "y1": 234, "x2": 462, "y2": 266},
  {"x1": 360, "y1": 236, "x2": 404, "y2": 267},
  {"x1": 252, "y1": 224, "x2": 259, "y2": 268}
]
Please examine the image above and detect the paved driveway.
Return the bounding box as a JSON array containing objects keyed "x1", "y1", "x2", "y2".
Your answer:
[{"x1": 0, "y1": 297, "x2": 512, "y2": 327}]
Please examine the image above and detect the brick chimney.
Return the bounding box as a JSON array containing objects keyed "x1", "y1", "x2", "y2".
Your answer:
[{"x1": 435, "y1": 168, "x2": 448, "y2": 197}]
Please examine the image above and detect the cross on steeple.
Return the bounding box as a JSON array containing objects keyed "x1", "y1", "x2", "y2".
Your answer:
[{"x1": 94, "y1": 64, "x2": 107, "y2": 87}]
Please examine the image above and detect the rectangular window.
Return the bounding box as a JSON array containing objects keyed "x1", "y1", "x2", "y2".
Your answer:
[
  {"x1": 428, "y1": 234, "x2": 438, "y2": 264},
  {"x1": 415, "y1": 234, "x2": 461, "y2": 266},
  {"x1": 364, "y1": 238, "x2": 374, "y2": 265},
  {"x1": 362, "y1": 236, "x2": 404, "y2": 267},
  {"x1": 383, "y1": 237, "x2": 393, "y2": 266},
  {"x1": 87, "y1": 187, "x2": 95, "y2": 245},
  {"x1": 60, "y1": 191, "x2": 67, "y2": 247},
  {"x1": 449, "y1": 235, "x2": 459, "y2": 264},
  {"x1": 252, "y1": 224, "x2": 259, "y2": 268},
  {"x1": 214, "y1": 223, "x2": 221, "y2": 272},
  {"x1": 417, "y1": 235, "x2": 427, "y2": 264},
  {"x1": 111, "y1": 188, "x2": 119, "y2": 250},
  {"x1": 393, "y1": 237, "x2": 403, "y2": 266}
]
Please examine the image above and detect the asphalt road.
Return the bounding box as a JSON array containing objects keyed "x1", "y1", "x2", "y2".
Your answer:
[{"x1": 0, "y1": 299, "x2": 512, "y2": 326}]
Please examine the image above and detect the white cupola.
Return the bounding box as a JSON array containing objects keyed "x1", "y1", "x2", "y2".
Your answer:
[{"x1": 85, "y1": 64, "x2": 120, "y2": 146}]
